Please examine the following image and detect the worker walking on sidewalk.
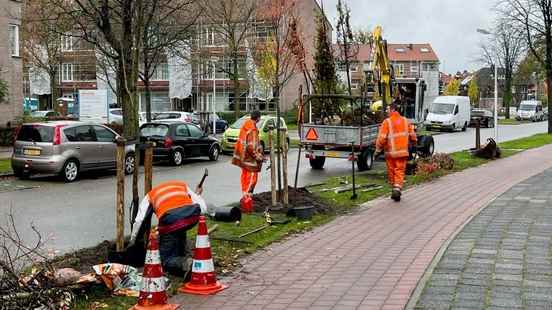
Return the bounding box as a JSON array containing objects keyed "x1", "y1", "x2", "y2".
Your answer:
[
  {"x1": 130, "y1": 180, "x2": 207, "y2": 277},
  {"x1": 232, "y1": 110, "x2": 264, "y2": 198},
  {"x1": 375, "y1": 102, "x2": 417, "y2": 202}
]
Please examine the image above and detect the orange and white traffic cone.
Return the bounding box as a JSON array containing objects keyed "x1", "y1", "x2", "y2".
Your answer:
[
  {"x1": 178, "y1": 216, "x2": 227, "y2": 295},
  {"x1": 130, "y1": 229, "x2": 179, "y2": 310}
]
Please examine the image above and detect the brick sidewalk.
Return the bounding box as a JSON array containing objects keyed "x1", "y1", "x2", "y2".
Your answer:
[
  {"x1": 416, "y1": 168, "x2": 552, "y2": 309},
  {"x1": 172, "y1": 145, "x2": 552, "y2": 310}
]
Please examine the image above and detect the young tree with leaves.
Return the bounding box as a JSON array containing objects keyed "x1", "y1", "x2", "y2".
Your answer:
[
  {"x1": 468, "y1": 77, "x2": 480, "y2": 106},
  {"x1": 445, "y1": 79, "x2": 461, "y2": 96},
  {"x1": 335, "y1": 0, "x2": 359, "y2": 95}
]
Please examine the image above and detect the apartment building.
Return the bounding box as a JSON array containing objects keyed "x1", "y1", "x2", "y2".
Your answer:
[
  {"x1": 0, "y1": 0, "x2": 23, "y2": 125},
  {"x1": 25, "y1": 0, "x2": 328, "y2": 117}
]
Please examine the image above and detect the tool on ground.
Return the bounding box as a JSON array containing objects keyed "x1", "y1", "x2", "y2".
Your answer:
[
  {"x1": 179, "y1": 216, "x2": 227, "y2": 295},
  {"x1": 238, "y1": 214, "x2": 290, "y2": 238},
  {"x1": 130, "y1": 229, "x2": 179, "y2": 310},
  {"x1": 197, "y1": 168, "x2": 208, "y2": 189}
]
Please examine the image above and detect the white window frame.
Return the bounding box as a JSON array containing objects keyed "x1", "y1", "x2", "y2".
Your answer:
[
  {"x1": 411, "y1": 64, "x2": 418, "y2": 73},
  {"x1": 61, "y1": 63, "x2": 74, "y2": 82},
  {"x1": 420, "y1": 48, "x2": 430, "y2": 53},
  {"x1": 61, "y1": 35, "x2": 73, "y2": 51},
  {"x1": 393, "y1": 64, "x2": 405, "y2": 77},
  {"x1": 350, "y1": 63, "x2": 358, "y2": 73},
  {"x1": 8, "y1": 24, "x2": 20, "y2": 57},
  {"x1": 152, "y1": 63, "x2": 169, "y2": 81},
  {"x1": 351, "y1": 83, "x2": 359, "y2": 90}
]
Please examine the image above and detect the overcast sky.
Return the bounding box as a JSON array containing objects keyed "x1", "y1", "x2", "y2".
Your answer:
[{"x1": 322, "y1": 0, "x2": 497, "y2": 74}]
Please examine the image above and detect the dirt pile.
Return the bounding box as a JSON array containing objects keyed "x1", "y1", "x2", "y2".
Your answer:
[{"x1": 252, "y1": 187, "x2": 331, "y2": 214}]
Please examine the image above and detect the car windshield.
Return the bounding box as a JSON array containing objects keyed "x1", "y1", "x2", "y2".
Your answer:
[
  {"x1": 519, "y1": 105, "x2": 535, "y2": 111},
  {"x1": 231, "y1": 117, "x2": 249, "y2": 129},
  {"x1": 17, "y1": 125, "x2": 54, "y2": 142},
  {"x1": 430, "y1": 103, "x2": 455, "y2": 115},
  {"x1": 31, "y1": 111, "x2": 48, "y2": 118},
  {"x1": 140, "y1": 124, "x2": 169, "y2": 137}
]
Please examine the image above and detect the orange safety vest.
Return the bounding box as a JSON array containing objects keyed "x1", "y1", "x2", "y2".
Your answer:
[
  {"x1": 148, "y1": 181, "x2": 194, "y2": 219},
  {"x1": 232, "y1": 118, "x2": 262, "y2": 172},
  {"x1": 376, "y1": 111, "x2": 417, "y2": 158}
]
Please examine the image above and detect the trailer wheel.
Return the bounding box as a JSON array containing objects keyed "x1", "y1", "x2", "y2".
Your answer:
[
  {"x1": 418, "y1": 136, "x2": 435, "y2": 158},
  {"x1": 357, "y1": 149, "x2": 374, "y2": 171},
  {"x1": 309, "y1": 156, "x2": 326, "y2": 170}
]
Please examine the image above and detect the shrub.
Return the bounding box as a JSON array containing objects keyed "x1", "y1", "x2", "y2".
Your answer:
[{"x1": 0, "y1": 127, "x2": 14, "y2": 146}]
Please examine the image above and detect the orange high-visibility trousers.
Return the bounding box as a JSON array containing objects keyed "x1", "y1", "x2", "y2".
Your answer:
[
  {"x1": 241, "y1": 168, "x2": 258, "y2": 195},
  {"x1": 385, "y1": 157, "x2": 407, "y2": 189}
]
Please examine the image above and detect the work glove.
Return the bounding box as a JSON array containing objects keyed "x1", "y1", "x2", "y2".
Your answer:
[{"x1": 374, "y1": 149, "x2": 383, "y2": 159}]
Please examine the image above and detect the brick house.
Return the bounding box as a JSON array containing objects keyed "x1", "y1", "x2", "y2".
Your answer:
[
  {"x1": 0, "y1": 0, "x2": 23, "y2": 126},
  {"x1": 336, "y1": 43, "x2": 440, "y2": 108}
]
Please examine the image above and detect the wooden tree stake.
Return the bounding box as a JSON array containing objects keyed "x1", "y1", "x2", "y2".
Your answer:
[
  {"x1": 269, "y1": 128, "x2": 277, "y2": 208},
  {"x1": 115, "y1": 137, "x2": 126, "y2": 252}
]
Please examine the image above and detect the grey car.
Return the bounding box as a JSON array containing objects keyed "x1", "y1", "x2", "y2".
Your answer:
[{"x1": 11, "y1": 121, "x2": 136, "y2": 182}]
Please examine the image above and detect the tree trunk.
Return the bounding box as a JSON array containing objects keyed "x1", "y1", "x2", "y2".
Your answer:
[
  {"x1": 547, "y1": 74, "x2": 552, "y2": 134},
  {"x1": 49, "y1": 71, "x2": 58, "y2": 110},
  {"x1": 145, "y1": 77, "x2": 152, "y2": 122},
  {"x1": 233, "y1": 55, "x2": 241, "y2": 118},
  {"x1": 504, "y1": 70, "x2": 513, "y2": 119}
]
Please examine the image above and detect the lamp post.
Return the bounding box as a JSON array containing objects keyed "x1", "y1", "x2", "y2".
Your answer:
[
  {"x1": 477, "y1": 28, "x2": 498, "y2": 141},
  {"x1": 211, "y1": 57, "x2": 219, "y2": 135}
]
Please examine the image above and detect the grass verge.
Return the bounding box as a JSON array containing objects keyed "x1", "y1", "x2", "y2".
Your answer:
[
  {"x1": 73, "y1": 133, "x2": 551, "y2": 309},
  {"x1": 0, "y1": 158, "x2": 11, "y2": 174},
  {"x1": 498, "y1": 118, "x2": 531, "y2": 125}
]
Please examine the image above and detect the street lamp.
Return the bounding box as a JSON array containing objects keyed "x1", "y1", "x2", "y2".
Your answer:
[{"x1": 477, "y1": 28, "x2": 499, "y2": 141}]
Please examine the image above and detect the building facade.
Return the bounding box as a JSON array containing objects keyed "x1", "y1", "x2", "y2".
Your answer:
[{"x1": 0, "y1": 0, "x2": 23, "y2": 126}]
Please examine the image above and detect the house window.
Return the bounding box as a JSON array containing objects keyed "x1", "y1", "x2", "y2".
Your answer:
[
  {"x1": 411, "y1": 65, "x2": 418, "y2": 73},
  {"x1": 61, "y1": 63, "x2": 74, "y2": 81},
  {"x1": 420, "y1": 48, "x2": 430, "y2": 53},
  {"x1": 423, "y1": 63, "x2": 437, "y2": 71},
  {"x1": 8, "y1": 24, "x2": 20, "y2": 57},
  {"x1": 62, "y1": 35, "x2": 73, "y2": 51},
  {"x1": 152, "y1": 63, "x2": 169, "y2": 80},
  {"x1": 393, "y1": 64, "x2": 404, "y2": 77},
  {"x1": 395, "y1": 48, "x2": 405, "y2": 53},
  {"x1": 351, "y1": 83, "x2": 358, "y2": 90},
  {"x1": 350, "y1": 64, "x2": 358, "y2": 73}
]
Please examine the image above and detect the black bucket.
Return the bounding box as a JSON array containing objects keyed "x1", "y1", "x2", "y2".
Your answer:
[
  {"x1": 214, "y1": 206, "x2": 242, "y2": 222},
  {"x1": 288, "y1": 206, "x2": 314, "y2": 220},
  {"x1": 108, "y1": 242, "x2": 147, "y2": 267}
]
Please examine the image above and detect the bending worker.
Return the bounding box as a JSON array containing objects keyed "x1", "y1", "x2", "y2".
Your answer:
[
  {"x1": 375, "y1": 102, "x2": 417, "y2": 202},
  {"x1": 232, "y1": 110, "x2": 264, "y2": 198},
  {"x1": 130, "y1": 180, "x2": 207, "y2": 277}
]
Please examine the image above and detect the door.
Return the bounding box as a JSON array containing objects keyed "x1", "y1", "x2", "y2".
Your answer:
[
  {"x1": 64, "y1": 125, "x2": 98, "y2": 170},
  {"x1": 93, "y1": 125, "x2": 117, "y2": 168},
  {"x1": 187, "y1": 124, "x2": 206, "y2": 156},
  {"x1": 174, "y1": 124, "x2": 194, "y2": 157}
]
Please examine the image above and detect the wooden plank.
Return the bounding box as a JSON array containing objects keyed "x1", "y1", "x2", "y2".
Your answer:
[{"x1": 115, "y1": 137, "x2": 126, "y2": 252}]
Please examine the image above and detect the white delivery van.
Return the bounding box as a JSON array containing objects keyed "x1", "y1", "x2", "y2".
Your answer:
[
  {"x1": 425, "y1": 96, "x2": 471, "y2": 131},
  {"x1": 516, "y1": 100, "x2": 544, "y2": 122}
]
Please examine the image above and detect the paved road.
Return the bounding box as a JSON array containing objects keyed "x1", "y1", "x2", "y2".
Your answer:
[
  {"x1": 416, "y1": 168, "x2": 552, "y2": 309},
  {"x1": 0, "y1": 122, "x2": 547, "y2": 255}
]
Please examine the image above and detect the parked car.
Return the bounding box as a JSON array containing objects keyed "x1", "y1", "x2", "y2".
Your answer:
[
  {"x1": 153, "y1": 111, "x2": 200, "y2": 125},
  {"x1": 206, "y1": 114, "x2": 229, "y2": 134},
  {"x1": 109, "y1": 108, "x2": 123, "y2": 124},
  {"x1": 221, "y1": 115, "x2": 290, "y2": 154},
  {"x1": 139, "y1": 121, "x2": 221, "y2": 166},
  {"x1": 544, "y1": 107, "x2": 549, "y2": 121},
  {"x1": 470, "y1": 108, "x2": 494, "y2": 128},
  {"x1": 11, "y1": 121, "x2": 136, "y2": 182},
  {"x1": 31, "y1": 110, "x2": 62, "y2": 120},
  {"x1": 516, "y1": 100, "x2": 544, "y2": 122},
  {"x1": 425, "y1": 96, "x2": 471, "y2": 132}
]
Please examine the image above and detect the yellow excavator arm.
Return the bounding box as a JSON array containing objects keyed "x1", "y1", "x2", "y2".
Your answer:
[{"x1": 371, "y1": 26, "x2": 394, "y2": 112}]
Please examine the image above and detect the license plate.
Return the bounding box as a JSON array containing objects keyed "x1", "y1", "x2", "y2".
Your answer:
[
  {"x1": 325, "y1": 151, "x2": 339, "y2": 158},
  {"x1": 24, "y1": 149, "x2": 41, "y2": 156}
]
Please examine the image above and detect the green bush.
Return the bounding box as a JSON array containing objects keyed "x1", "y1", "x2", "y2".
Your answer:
[{"x1": 0, "y1": 127, "x2": 15, "y2": 146}]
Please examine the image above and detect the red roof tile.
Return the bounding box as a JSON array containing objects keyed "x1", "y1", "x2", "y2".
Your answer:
[{"x1": 387, "y1": 44, "x2": 439, "y2": 62}]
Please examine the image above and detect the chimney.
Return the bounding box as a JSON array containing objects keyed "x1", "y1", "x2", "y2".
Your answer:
[{"x1": 408, "y1": 44, "x2": 413, "y2": 50}]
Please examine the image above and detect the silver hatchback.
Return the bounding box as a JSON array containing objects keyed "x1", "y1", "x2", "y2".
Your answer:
[{"x1": 11, "y1": 121, "x2": 136, "y2": 182}]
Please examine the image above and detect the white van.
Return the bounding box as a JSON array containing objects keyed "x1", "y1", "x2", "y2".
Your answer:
[
  {"x1": 425, "y1": 96, "x2": 471, "y2": 131},
  {"x1": 516, "y1": 100, "x2": 544, "y2": 122}
]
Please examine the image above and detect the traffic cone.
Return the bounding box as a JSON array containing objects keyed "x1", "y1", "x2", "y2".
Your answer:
[
  {"x1": 130, "y1": 229, "x2": 179, "y2": 310},
  {"x1": 179, "y1": 216, "x2": 227, "y2": 295}
]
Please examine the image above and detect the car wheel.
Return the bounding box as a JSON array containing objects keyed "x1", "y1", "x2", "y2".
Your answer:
[
  {"x1": 171, "y1": 149, "x2": 184, "y2": 166},
  {"x1": 209, "y1": 145, "x2": 220, "y2": 161},
  {"x1": 357, "y1": 149, "x2": 374, "y2": 172},
  {"x1": 462, "y1": 122, "x2": 467, "y2": 132},
  {"x1": 13, "y1": 168, "x2": 30, "y2": 180},
  {"x1": 124, "y1": 153, "x2": 136, "y2": 175},
  {"x1": 61, "y1": 159, "x2": 79, "y2": 183}
]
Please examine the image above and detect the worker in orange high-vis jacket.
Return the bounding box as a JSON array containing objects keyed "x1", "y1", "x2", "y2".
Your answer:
[
  {"x1": 231, "y1": 110, "x2": 264, "y2": 197},
  {"x1": 130, "y1": 180, "x2": 207, "y2": 277},
  {"x1": 375, "y1": 102, "x2": 417, "y2": 202}
]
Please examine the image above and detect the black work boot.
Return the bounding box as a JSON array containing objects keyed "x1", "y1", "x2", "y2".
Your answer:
[{"x1": 391, "y1": 187, "x2": 402, "y2": 202}]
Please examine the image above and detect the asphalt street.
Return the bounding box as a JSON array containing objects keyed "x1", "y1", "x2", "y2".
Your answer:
[{"x1": 0, "y1": 121, "x2": 547, "y2": 255}]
